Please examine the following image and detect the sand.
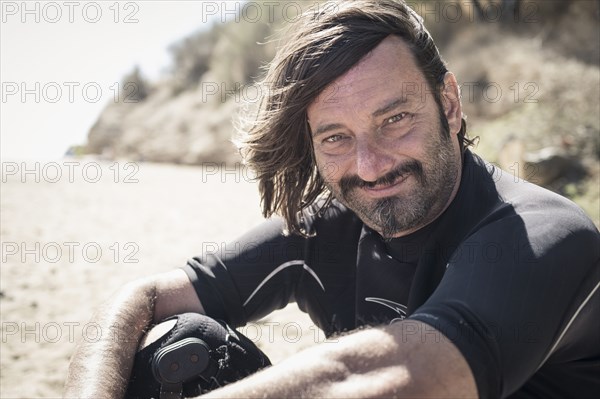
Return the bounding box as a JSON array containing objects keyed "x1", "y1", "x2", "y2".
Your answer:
[{"x1": 0, "y1": 159, "x2": 318, "y2": 398}]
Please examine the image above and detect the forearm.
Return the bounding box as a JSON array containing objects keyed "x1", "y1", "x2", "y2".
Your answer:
[
  {"x1": 201, "y1": 320, "x2": 477, "y2": 398},
  {"x1": 63, "y1": 280, "x2": 156, "y2": 399},
  {"x1": 201, "y1": 328, "x2": 407, "y2": 398}
]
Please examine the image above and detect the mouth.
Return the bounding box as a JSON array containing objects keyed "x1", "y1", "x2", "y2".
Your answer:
[{"x1": 361, "y1": 173, "x2": 410, "y2": 198}]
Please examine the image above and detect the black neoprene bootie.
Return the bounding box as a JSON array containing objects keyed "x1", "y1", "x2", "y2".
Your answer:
[{"x1": 125, "y1": 313, "x2": 271, "y2": 399}]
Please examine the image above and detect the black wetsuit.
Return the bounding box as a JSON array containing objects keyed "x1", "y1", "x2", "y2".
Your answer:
[{"x1": 184, "y1": 150, "x2": 600, "y2": 398}]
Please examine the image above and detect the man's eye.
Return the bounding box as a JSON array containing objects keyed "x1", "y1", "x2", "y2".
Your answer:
[
  {"x1": 318, "y1": 134, "x2": 352, "y2": 155},
  {"x1": 323, "y1": 134, "x2": 344, "y2": 144},
  {"x1": 385, "y1": 112, "x2": 408, "y2": 125}
]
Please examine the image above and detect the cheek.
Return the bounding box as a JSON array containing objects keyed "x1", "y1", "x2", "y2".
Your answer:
[
  {"x1": 316, "y1": 151, "x2": 357, "y2": 184},
  {"x1": 317, "y1": 157, "x2": 343, "y2": 184},
  {"x1": 403, "y1": 118, "x2": 443, "y2": 151}
]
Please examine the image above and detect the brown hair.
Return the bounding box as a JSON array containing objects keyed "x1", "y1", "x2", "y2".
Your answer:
[{"x1": 238, "y1": 0, "x2": 475, "y2": 236}]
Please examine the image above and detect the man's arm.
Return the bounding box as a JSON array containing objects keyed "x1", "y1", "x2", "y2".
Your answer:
[
  {"x1": 200, "y1": 319, "x2": 478, "y2": 398},
  {"x1": 63, "y1": 269, "x2": 203, "y2": 398}
]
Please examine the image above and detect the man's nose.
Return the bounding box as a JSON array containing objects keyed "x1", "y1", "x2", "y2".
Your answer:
[{"x1": 355, "y1": 140, "x2": 394, "y2": 182}]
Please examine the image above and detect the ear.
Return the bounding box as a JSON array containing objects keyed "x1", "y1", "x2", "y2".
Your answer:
[{"x1": 441, "y1": 72, "x2": 462, "y2": 137}]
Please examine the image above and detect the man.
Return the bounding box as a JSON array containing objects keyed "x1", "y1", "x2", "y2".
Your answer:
[{"x1": 65, "y1": 1, "x2": 600, "y2": 398}]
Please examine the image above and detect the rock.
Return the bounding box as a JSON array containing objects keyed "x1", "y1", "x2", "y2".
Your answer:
[{"x1": 524, "y1": 147, "x2": 586, "y2": 187}]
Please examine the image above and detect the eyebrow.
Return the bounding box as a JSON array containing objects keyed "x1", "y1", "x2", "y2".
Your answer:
[
  {"x1": 372, "y1": 96, "x2": 409, "y2": 118},
  {"x1": 311, "y1": 96, "x2": 409, "y2": 137},
  {"x1": 312, "y1": 123, "x2": 345, "y2": 137}
]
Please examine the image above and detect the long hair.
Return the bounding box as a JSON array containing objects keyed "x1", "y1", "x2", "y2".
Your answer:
[{"x1": 238, "y1": 0, "x2": 475, "y2": 236}]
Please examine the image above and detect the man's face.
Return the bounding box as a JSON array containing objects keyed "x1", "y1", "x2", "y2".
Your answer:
[{"x1": 307, "y1": 36, "x2": 463, "y2": 238}]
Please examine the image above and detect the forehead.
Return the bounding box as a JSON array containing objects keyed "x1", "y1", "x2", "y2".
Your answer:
[{"x1": 307, "y1": 35, "x2": 428, "y2": 118}]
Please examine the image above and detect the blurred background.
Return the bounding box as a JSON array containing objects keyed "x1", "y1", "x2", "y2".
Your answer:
[{"x1": 1, "y1": 1, "x2": 599, "y2": 397}]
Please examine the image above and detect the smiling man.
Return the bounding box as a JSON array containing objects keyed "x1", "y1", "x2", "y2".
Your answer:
[
  {"x1": 308, "y1": 35, "x2": 462, "y2": 239},
  {"x1": 65, "y1": 1, "x2": 600, "y2": 398}
]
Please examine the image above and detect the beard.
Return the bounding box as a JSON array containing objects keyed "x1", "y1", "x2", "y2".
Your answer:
[{"x1": 323, "y1": 115, "x2": 460, "y2": 238}]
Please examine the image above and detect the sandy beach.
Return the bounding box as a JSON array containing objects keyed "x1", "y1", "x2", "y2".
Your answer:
[{"x1": 0, "y1": 159, "x2": 318, "y2": 398}]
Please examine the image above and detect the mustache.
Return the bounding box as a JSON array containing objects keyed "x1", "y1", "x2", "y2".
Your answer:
[{"x1": 339, "y1": 160, "x2": 423, "y2": 195}]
